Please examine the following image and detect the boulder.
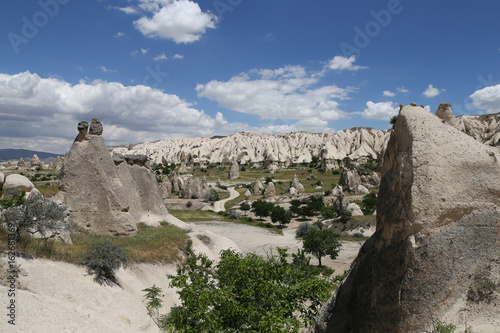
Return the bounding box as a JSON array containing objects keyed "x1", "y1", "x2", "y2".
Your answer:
[
  {"x1": 244, "y1": 189, "x2": 251, "y2": 197},
  {"x1": 228, "y1": 159, "x2": 240, "y2": 179},
  {"x1": 264, "y1": 182, "x2": 276, "y2": 198},
  {"x1": 369, "y1": 172, "x2": 381, "y2": 186},
  {"x1": 346, "y1": 203, "x2": 363, "y2": 216},
  {"x1": 3, "y1": 174, "x2": 34, "y2": 194},
  {"x1": 339, "y1": 169, "x2": 361, "y2": 192},
  {"x1": 331, "y1": 184, "x2": 343, "y2": 197},
  {"x1": 317, "y1": 105, "x2": 500, "y2": 332},
  {"x1": 89, "y1": 117, "x2": 103, "y2": 135},
  {"x1": 355, "y1": 185, "x2": 369, "y2": 195},
  {"x1": 289, "y1": 187, "x2": 297, "y2": 195},
  {"x1": 60, "y1": 119, "x2": 169, "y2": 236}
]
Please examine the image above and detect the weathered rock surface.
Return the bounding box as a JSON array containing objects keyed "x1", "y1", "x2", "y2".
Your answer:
[
  {"x1": 346, "y1": 203, "x2": 363, "y2": 216},
  {"x1": 60, "y1": 119, "x2": 169, "y2": 235},
  {"x1": 17, "y1": 157, "x2": 26, "y2": 167},
  {"x1": 30, "y1": 154, "x2": 42, "y2": 167},
  {"x1": 316, "y1": 105, "x2": 500, "y2": 332},
  {"x1": 0, "y1": 172, "x2": 4, "y2": 192},
  {"x1": 184, "y1": 177, "x2": 203, "y2": 199},
  {"x1": 338, "y1": 169, "x2": 361, "y2": 192},
  {"x1": 290, "y1": 174, "x2": 305, "y2": 193},
  {"x1": 3, "y1": 174, "x2": 34, "y2": 194},
  {"x1": 252, "y1": 180, "x2": 264, "y2": 195},
  {"x1": 228, "y1": 159, "x2": 239, "y2": 179},
  {"x1": 112, "y1": 130, "x2": 391, "y2": 169},
  {"x1": 52, "y1": 156, "x2": 64, "y2": 169},
  {"x1": 88, "y1": 117, "x2": 103, "y2": 135},
  {"x1": 160, "y1": 177, "x2": 172, "y2": 200},
  {"x1": 264, "y1": 182, "x2": 276, "y2": 198}
]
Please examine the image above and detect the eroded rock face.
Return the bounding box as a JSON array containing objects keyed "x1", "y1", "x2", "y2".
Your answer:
[
  {"x1": 30, "y1": 154, "x2": 42, "y2": 167},
  {"x1": 252, "y1": 180, "x2": 264, "y2": 195},
  {"x1": 17, "y1": 158, "x2": 26, "y2": 168},
  {"x1": 291, "y1": 174, "x2": 305, "y2": 193},
  {"x1": 89, "y1": 117, "x2": 103, "y2": 135},
  {"x1": 60, "y1": 119, "x2": 168, "y2": 235},
  {"x1": 228, "y1": 160, "x2": 239, "y2": 179},
  {"x1": 317, "y1": 105, "x2": 500, "y2": 332},
  {"x1": 339, "y1": 169, "x2": 361, "y2": 192},
  {"x1": 264, "y1": 182, "x2": 276, "y2": 198}
]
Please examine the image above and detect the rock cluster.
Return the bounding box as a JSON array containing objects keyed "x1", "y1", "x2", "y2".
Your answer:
[
  {"x1": 338, "y1": 169, "x2": 361, "y2": 192},
  {"x1": 315, "y1": 105, "x2": 500, "y2": 332},
  {"x1": 60, "y1": 119, "x2": 168, "y2": 235}
]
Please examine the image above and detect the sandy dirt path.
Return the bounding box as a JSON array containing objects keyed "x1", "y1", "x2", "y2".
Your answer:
[
  {"x1": 213, "y1": 187, "x2": 239, "y2": 212},
  {"x1": 194, "y1": 221, "x2": 363, "y2": 274}
]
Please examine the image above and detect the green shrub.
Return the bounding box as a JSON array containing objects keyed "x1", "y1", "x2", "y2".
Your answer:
[
  {"x1": 295, "y1": 221, "x2": 320, "y2": 238},
  {"x1": 81, "y1": 239, "x2": 129, "y2": 285},
  {"x1": 227, "y1": 208, "x2": 241, "y2": 220},
  {"x1": 203, "y1": 189, "x2": 220, "y2": 202}
]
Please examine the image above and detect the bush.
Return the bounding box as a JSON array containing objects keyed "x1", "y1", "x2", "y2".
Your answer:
[
  {"x1": 306, "y1": 174, "x2": 317, "y2": 180},
  {"x1": 203, "y1": 189, "x2": 220, "y2": 202},
  {"x1": 162, "y1": 247, "x2": 334, "y2": 332},
  {"x1": 295, "y1": 222, "x2": 320, "y2": 238},
  {"x1": 186, "y1": 201, "x2": 192, "y2": 208},
  {"x1": 81, "y1": 239, "x2": 129, "y2": 285},
  {"x1": 227, "y1": 208, "x2": 241, "y2": 220}
]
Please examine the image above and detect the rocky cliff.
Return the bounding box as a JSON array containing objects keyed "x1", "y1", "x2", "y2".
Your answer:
[
  {"x1": 314, "y1": 106, "x2": 500, "y2": 332},
  {"x1": 112, "y1": 129, "x2": 392, "y2": 169}
]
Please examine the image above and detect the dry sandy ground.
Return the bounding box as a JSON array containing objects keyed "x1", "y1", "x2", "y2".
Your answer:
[{"x1": 0, "y1": 219, "x2": 362, "y2": 333}]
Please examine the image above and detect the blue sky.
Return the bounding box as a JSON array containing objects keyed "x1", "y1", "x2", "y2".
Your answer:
[{"x1": 1, "y1": 0, "x2": 499, "y2": 154}]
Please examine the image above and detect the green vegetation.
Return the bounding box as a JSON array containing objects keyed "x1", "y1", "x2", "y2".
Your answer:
[
  {"x1": 203, "y1": 188, "x2": 220, "y2": 202},
  {"x1": 161, "y1": 246, "x2": 335, "y2": 332},
  {"x1": 81, "y1": 239, "x2": 129, "y2": 285},
  {"x1": 36, "y1": 183, "x2": 60, "y2": 197},
  {"x1": 143, "y1": 285, "x2": 164, "y2": 324},
  {"x1": 297, "y1": 222, "x2": 341, "y2": 267}
]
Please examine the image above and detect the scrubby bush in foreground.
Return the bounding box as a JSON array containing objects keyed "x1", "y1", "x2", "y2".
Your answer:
[
  {"x1": 81, "y1": 239, "x2": 129, "y2": 285},
  {"x1": 162, "y1": 247, "x2": 334, "y2": 332}
]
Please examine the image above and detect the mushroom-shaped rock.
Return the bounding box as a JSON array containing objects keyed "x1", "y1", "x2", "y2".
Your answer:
[
  {"x1": 435, "y1": 103, "x2": 459, "y2": 129},
  {"x1": 89, "y1": 118, "x2": 103, "y2": 135},
  {"x1": 75, "y1": 121, "x2": 90, "y2": 142},
  {"x1": 291, "y1": 174, "x2": 305, "y2": 193}
]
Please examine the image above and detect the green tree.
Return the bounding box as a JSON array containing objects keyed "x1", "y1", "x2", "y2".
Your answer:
[
  {"x1": 289, "y1": 199, "x2": 302, "y2": 216},
  {"x1": 360, "y1": 192, "x2": 377, "y2": 215},
  {"x1": 239, "y1": 202, "x2": 251, "y2": 215},
  {"x1": 162, "y1": 247, "x2": 334, "y2": 332},
  {"x1": 302, "y1": 228, "x2": 341, "y2": 267},
  {"x1": 306, "y1": 195, "x2": 325, "y2": 214},
  {"x1": 203, "y1": 189, "x2": 220, "y2": 202},
  {"x1": 270, "y1": 206, "x2": 293, "y2": 228},
  {"x1": 251, "y1": 199, "x2": 274, "y2": 219}
]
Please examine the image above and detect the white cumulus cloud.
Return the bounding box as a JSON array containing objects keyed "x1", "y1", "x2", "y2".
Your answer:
[
  {"x1": 327, "y1": 55, "x2": 367, "y2": 71},
  {"x1": 422, "y1": 84, "x2": 442, "y2": 98},
  {"x1": 196, "y1": 65, "x2": 353, "y2": 122},
  {"x1": 469, "y1": 84, "x2": 500, "y2": 113},
  {"x1": 133, "y1": 0, "x2": 217, "y2": 44},
  {"x1": 153, "y1": 53, "x2": 168, "y2": 61},
  {"x1": 362, "y1": 101, "x2": 399, "y2": 120},
  {"x1": 383, "y1": 90, "x2": 395, "y2": 97}
]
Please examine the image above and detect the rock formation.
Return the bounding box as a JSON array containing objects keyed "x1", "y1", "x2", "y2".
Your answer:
[
  {"x1": 290, "y1": 174, "x2": 305, "y2": 193},
  {"x1": 315, "y1": 105, "x2": 500, "y2": 332},
  {"x1": 52, "y1": 156, "x2": 64, "y2": 169},
  {"x1": 17, "y1": 158, "x2": 26, "y2": 168},
  {"x1": 88, "y1": 117, "x2": 103, "y2": 135},
  {"x1": 435, "y1": 103, "x2": 459, "y2": 129},
  {"x1": 160, "y1": 177, "x2": 172, "y2": 200},
  {"x1": 30, "y1": 154, "x2": 42, "y2": 167},
  {"x1": 112, "y1": 130, "x2": 391, "y2": 170},
  {"x1": 252, "y1": 180, "x2": 264, "y2": 195},
  {"x1": 172, "y1": 174, "x2": 185, "y2": 193},
  {"x1": 331, "y1": 185, "x2": 348, "y2": 215},
  {"x1": 228, "y1": 159, "x2": 240, "y2": 179},
  {"x1": 3, "y1": 174, "x2": 34, "y2": 194},
  {"x1": 60, "y1": 119, "x2": 169, "y2": 235},
  {"x1": 264, "y1": 182, "x2": 276, "y2": 198},
  {"x1": 346, "y1": 203, "x2": 363, "y2": 216},
  {"x1": 184, "y1": 177, "x2": 203, "y2": 199},
  {"x1": 338, "y1": 169, "x2": 361, "y2": 192}
]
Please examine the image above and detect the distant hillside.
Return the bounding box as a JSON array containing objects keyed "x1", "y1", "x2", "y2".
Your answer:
[{"x1": 0, "y1": 149, "x2": 60, "y2": 162}]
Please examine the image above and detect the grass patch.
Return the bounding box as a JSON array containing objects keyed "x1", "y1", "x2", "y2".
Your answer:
[
  {"x1": 351, "y1": 214, "x2": 377, "y2": 224},
  {"x1": 0, "y1": 221, "x2": 189, "y2": 264},
  {"x1": 36, "y1": 183, "x2": 60, "y2": 197}
]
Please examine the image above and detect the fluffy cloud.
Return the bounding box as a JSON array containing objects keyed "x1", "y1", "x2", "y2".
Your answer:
[
  {"x1": 153, "y1": 53, "x2": 168, "y2": 61},
  {"x1": 196, "y1": 65, "x2": 352, "y2": 122},
  {"x1": 422, "y1": 84, "x2": 442, "y2": 98},
  {"x1": 0, "y1": 71, "x2": 230, "y2": 152},
  {"x1": 362, "y1": 101, "x2": 399, "y2": 120},
  {"x1": 133, "y1": 0, "x2": 217, "y2": 44},
  {"x1": 469, "y1": 84, "x2": 500, "y2": 113},
  {"x1": 383, "y1": 90, "x2": 395, "y2": 97},
  {"x1": 397, "y1": 87, "x2": 409, "y2": 93},
  {"x1": 327, "y1": 55, "x2": 367, "y2": 71}
]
